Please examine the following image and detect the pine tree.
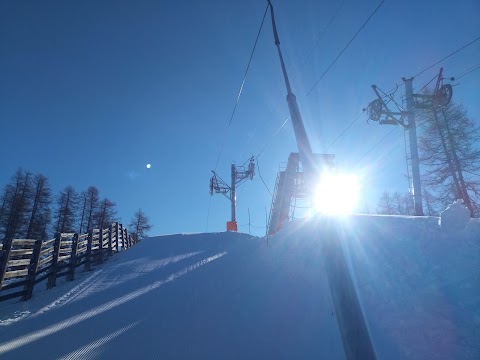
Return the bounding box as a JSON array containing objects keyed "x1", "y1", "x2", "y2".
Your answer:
[
  {"x1": 377, "y1": 191, "x2": 395, "y2": 215},
  {"x1": 377, "y1": 191, "x2": 414, "y2": 215},
  {"x1": 129, "y1": 209, "x2": 152, "y2": 241},
  {"x1": 95, "y1": 198, "x2": 117, "y2": 229},
  {"x1": 78, "y1": 191, "x2": 88, "y2": 234},
  {"x1": 0, "y1": 186, "x2": 12, "y2": 239},
  {"x1": 418, "y1": 102, "x2": 480, "y2": 216},
  {"x1": 423, "y1": 189, "x2": 440, "y2": 216},
  {"x1": 26, "y1": 174, "x2": 52, "y2": 239},
  {"x1": 393, "y1": 192, "x2": 405, "y2": 215},
  {"x1": 54, "y1": 186, "x2": 78, "y2": 233},
  {"x1": 403, "y1": 192, "x2": 415, "y2": 215},
  {"x1": 84, "y1": 186, "x2": 99, "y2": 231},
  {"x1": 1, "y1": 169, "x2": 33, "y2": 242}
]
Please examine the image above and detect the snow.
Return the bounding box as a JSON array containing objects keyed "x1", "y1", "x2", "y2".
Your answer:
[
  {"x1": 0, "y1": 209, "x2": 478, "y2": 359},
  {"x1": 440, "y1": 199, "x2": 471, "y2": 231}
]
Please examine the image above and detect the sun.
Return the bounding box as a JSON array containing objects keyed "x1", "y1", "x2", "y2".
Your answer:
[{"x1": 313, "y1": 172, "x2": 359, "y2": 215}]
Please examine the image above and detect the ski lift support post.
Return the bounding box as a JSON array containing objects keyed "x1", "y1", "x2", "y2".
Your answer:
[
  {"x1": 210, "y1": 157, "x2": 255, "y2": 231},
  {"x1": 366, "y1": 81, "x2": 423, "y2": 215},
  {"x1": 267, "y1": 0, "x2": 314, "y2": 179},
  {"x1": 267, "y1": 3, "x2": 377, "y2": 359}
]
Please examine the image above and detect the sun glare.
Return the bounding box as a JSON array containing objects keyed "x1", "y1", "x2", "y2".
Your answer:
[{"x1": 314, "y1": 173, "x2": 359, "y2": 215}]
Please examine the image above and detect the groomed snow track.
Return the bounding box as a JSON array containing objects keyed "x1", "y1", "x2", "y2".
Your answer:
[{"x1": 0, "y1": 215, "x2": 478, "y2": 360}]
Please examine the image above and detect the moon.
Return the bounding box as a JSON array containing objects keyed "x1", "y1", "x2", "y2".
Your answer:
[{"x1": 146, "y1": 164, "x2": 151, "y2": 169}]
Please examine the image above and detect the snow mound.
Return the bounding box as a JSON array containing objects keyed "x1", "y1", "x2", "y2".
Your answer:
[{"x1": 439, "y1": 199, "x2": 471, "y2": 232}]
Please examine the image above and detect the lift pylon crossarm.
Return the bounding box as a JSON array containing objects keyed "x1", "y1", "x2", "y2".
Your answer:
[
  {"x1": 210, "y1": 171, "x2": 231, "y2": 198},
  {"x1": 234, "y1": 156, "x2": 256, "y2": 184},
  {"x1": 432, "y1": 68, "x2": 453, "y2": 107},
  {"x1": 367, "y1": 85, "x2": 407, "y2": 128},
  {"x1": 412, "y1": 68, "x2": 453, "y2": 109}
]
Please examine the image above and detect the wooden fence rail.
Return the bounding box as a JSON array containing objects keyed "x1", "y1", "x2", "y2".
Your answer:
[{"x1": 0, "y1": 222, "x2": 139, "y2": 302}]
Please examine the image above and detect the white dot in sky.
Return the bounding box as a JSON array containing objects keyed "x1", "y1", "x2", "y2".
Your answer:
[{"x1": 146, "y1": 164, "x2": 151, "y2": 169}]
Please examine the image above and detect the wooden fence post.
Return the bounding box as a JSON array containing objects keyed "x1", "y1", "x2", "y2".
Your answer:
[
  {"x1": 0, "y1": 241, "x2": 13, "y2": 289},
  {"x1": 125, "y1": 228, "x2": 129, "y2": 249},
  {"x1": 67, "y1": 234, "x2": 79, "y2": 281},
  {"x1": 108, "y1": 224, "x2": 113, "y2": 256},
  {"x1": 119, "y1": 223, "x2": 124, "y2": 250},
  {"x1": 84, "y1": 230, "x2": 93, "y2": 272},
  {"x1": 98, "y1": 227, "x2": 104, "y2": 264},
  {"x1": 23, "y1": 238, "x2": 43, "y2": 300},
  {"x1": 47, "y1": 233, "x2": 62, "y2": 289},
  {"x1": 115, "y1": 222, "x2": 120, "y2": 253}
]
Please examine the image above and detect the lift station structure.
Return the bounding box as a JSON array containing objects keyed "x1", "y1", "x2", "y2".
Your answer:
[
  {"x1": 210, "y1": 1, "x2": 331, "y2": 234},
  {"x1": 264, "y1": 8, "x2": 378, "y2": 354},
  {"x1": 265, "y1": 1, "x2": 335, "y2": 235}
]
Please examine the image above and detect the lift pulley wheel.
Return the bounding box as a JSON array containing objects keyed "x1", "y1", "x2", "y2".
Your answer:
[
  {"x1": 367, "y1": 99, "x2": 382, "y2": 121},
  {"x1": 434, "y1": 84, "x2": 453, "y2": 106}
]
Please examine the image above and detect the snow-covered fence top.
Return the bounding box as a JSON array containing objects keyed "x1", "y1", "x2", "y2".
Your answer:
[{"x1": 0, "y1": 222, "x2": 138, "y2": 302}]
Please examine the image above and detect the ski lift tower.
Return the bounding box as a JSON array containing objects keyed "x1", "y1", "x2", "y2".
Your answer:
[
  {"x1": 366, "y1": 68, "x2": 454, "y2": 216},
  {"x1": 210, "y1": 157, "x2": 255, "y2": 231}
]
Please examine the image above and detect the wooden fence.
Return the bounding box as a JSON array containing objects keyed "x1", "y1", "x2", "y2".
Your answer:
[{"x1": 0, "y1": 222, "x2": 138, "y2": 302}]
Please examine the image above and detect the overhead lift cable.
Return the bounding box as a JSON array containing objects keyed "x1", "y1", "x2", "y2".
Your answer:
[
  {"x1": 349, "y1": 37, "x2": 480, "y2": 190},
  {"x1": 377, "y1": 86, "x2": 405, "y2": 112},
  {"x1": 259, "y1": 33, "x2": 480, "y2": 165},
  {"x1": 305, "y1": 0, "x2": 385, "y2": 97},
  {"x1": 268, "y1": 27, "x2": 479, "y2": 180},
  {"x1": 256, "y1": 158, "x2": 273, "y2": 197},
  {"x1": 356, "y1": 126, "x2": 399, "y2": 165},
  {"x1": 455, "y1": 64, "x2": 480, "y2": 80},
  {"x1": 414, "y1": 36, "x2": 480, "y2": 79},
  {"x1": 416, "y1": 74, "x2": 440, "y2": 95},
  {"x1": 326, "y1": 110, "x2": 364, "y2": 151},
  {"x1": 384, "y1": 35, "x2": 480, "y2": 94},
  {"x1": 255, "y1": 115, "x2": 290, "y2": 159},
  {"x1": 213, "y1": 3, "x2": 269, "y2": 171},
  {"x1": 292, "y1": 0, "x2": 346, "y2": 87},
  {"x1": 207, "y1": 3, "x2": 269, "y2": 232},
  {"x1": 314, "y1": 0, "x2": 345, "y2": 47},
  {"x1": 254, "y1": 0, "x2": 385, "y2": 160},
  {"x1": 263, "y1": 0, "x2": 346, "y2": 146}
]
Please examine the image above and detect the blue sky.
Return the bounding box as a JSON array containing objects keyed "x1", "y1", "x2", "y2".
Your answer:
[{"x1": 1, "y1": 0, "x2": 479, "y2": 236}]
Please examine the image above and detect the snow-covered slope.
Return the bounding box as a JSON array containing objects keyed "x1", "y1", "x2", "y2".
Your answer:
[
  {"x1": 310, "y1": 214, "x2": 479, "y2": 360},
  {"x1": 0, "y1": 214, "x2": 478, "y2": 359}
]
